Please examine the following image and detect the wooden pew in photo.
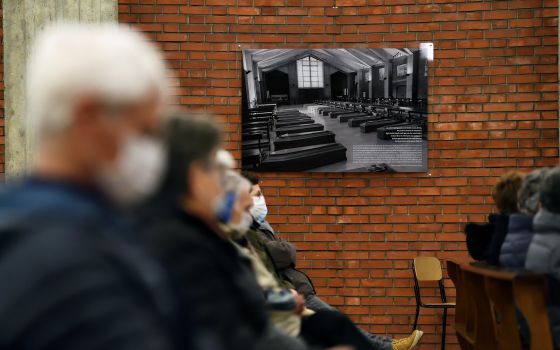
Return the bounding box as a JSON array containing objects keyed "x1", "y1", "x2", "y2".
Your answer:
[
  {"x1": 242, "y1": 132, "x2": 269, "y2": 168},
  {"x1": 274, "y1": 130, "x2": 336, "y2": 150},
  {"x1": 243, "y1": 120, "x2": 270, "y2": 129},
  {"x1": 446, "y1": 260, "x2": 554, "y2": 350},
  {"x1": 276, "y1": 112, "x2": 306, "y2": 118},
  {"x1": 242, "y1": 137, "x2": 270, "y2": 151},
  {"x1": 247, "y1": 115, "x2": 273, "y2": 123},
  {"x1": 249, "y1": 104, "x2": 276, "y2": 113},
  {"x1": 258, "y1": 143, "x2": 347, "y2": 171},
  {"x1": 276, "y1": 116, "x2": 310, "y2": 122}
]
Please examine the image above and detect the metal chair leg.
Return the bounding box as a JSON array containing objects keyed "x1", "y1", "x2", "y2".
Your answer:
[
  {"x1": 413, "y1": 304, "x2": 420, "y2": 331},
  {"x1": 442, "y1": 308, "x2": 448, "y2": 350}
]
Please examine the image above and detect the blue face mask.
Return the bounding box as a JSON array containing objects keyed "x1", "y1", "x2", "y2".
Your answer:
[{"x1": 215, "y1": 191, "x2": 236, "y2": 224}]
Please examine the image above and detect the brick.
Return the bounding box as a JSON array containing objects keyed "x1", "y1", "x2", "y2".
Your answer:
[{"x1": 40, "y1": 3, "x2": 558, "y2": 349}]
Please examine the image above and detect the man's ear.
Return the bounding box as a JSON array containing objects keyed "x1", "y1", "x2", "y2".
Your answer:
[
  {"x1": 69, "y1": 97, "x2": 109, "y2": 144},
  {"x1": 72, "y1": 95, "x2": 102, "y2": 125}
]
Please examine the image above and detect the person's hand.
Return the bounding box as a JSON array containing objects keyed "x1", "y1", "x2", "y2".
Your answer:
[
  {"x1": 327, "y1": 346, "x2": 354, "y2": 350},
  {"x1": 289, "y1": 289, "x2": 305, "y2": 315}
]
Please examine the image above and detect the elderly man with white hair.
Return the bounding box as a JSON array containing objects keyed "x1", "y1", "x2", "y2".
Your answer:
[{"x1": 0, "y1": 23, "x2": 186, "y2": 349}]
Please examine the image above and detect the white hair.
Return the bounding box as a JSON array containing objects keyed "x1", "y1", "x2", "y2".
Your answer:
[
  {"x1": 222, "y1": 170, "x2": 251, "y2": 195},
  {"x1": 27, "y1": 22, "x2": 168, "y2": 138},
  {"x1": 216, "y1": 149, "x2": 236, "y2": 169}
]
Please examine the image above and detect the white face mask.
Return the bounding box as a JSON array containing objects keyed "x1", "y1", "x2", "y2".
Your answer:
[
  {"x1": 99, "y1": 134, "x2": 166, "y2": 206},
  {"x1": 229, "y1": 212, "x2": 254, "y2": 237},
  {"x1": 251, "y1": 195, "x2": 268, "y2": 223}
]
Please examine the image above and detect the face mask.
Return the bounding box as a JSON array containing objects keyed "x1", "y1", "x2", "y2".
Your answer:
[
  {"x1": 229, "y1": 212, "x2": 254, "y2": 237},
  {"x1": 98, "y1": 134, "x2": 165, "y2": 206},
  {"x1": 215, "y1": 191, "x2": 236, "y2": 224},
  {"x1": 251, "y1": 195, "x2": 268, "y2": 223}
]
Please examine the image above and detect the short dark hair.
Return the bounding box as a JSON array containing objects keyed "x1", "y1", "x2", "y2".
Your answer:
[
  {"x1": 492, "y1": 171, "x2": 524, "y2": 215},
  {"x1": 242, "y1": 171, "x2": 260, "y2": 186},
  {"x1": 159, "y1": 113, "x2": 221, "y2": 202},
  {"x1": 540, "y1": 166, "x2": 560, "y2": 214}
]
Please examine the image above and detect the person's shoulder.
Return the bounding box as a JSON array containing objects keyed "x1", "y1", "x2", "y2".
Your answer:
[
  {"x1": 0, "y1": 180, "x2": 106, "y2": 227},
  {"x1": 139, "y1": 207, "x2": 220, "y2": 258}
]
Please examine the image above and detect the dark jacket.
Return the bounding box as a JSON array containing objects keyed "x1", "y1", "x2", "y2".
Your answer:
[
  {"x1": 243, "y1": 229, "x2": 295, "y2": 290},
  {"x1": 486, "y1": 214, "x2": 510, "y2": 265},
  {"x1": 0, "y1": 178, "x2": 177, "y2": 350},
  {"x1": 252, "y1": 220, "x2": 316, "y2": 296},
  {"x1": 525, "y1": 209, "x2": 560, "y2": 349},
  {"x1": 140, "y1": 203, "x2": 269, "y2": 350},
  {"x1": 465, "y1": 214, "x2": 509, "y2": 265},
  {"x1": 499, "y1": 213, "x2": 534, "y2": 268}
]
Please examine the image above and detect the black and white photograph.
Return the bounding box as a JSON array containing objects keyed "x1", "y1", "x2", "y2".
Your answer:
[{"x1": 242, "y1": 47, "x2": 431, "y2": 172}]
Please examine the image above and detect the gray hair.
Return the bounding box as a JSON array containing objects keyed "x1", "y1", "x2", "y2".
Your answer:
[
  {"x1": 518, "y1": 168, "x2": 550, "y2": 216},
  {"x1": 221, "y1": 170, "x2": 251, "y2": 195},
  {"x1": 216, "y1": 149, "x2": 236, "y2": 169},
  {"x1": 540, "y1": 166, "x2": 560, "y2": 214},
  {"x1": 27, "y1": 23, "x2": 168, "y2": 139}
]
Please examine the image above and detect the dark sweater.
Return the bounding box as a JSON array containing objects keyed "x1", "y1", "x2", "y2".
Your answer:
[
  {"x1": 465, "y1": 213, "x2": 510, "y2": 265},
  {"x1": 0, "y1": 178, "x2": 177, "y2": 350},
  {"x1": 140, "y1": 204, "x2": 269, "y2": 350},
  {"x1": 251, "y1": 220, "x2": 316, "y2": 296}
]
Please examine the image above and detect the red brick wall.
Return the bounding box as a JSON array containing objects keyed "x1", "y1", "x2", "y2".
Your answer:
[
  {"x1": 0, "y1": 0, "x2": 553, "y2": 347},
  {"x1": 129, "y1": 1, "x2": 555, "y2": 348},
  {"x1": 0, "y1": 8, "x2": 4, "y2": 177}
]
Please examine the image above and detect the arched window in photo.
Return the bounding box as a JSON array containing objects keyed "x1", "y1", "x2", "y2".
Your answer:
[{"x1": 297, "y1": 56, "x2": 324, "y2": 88}]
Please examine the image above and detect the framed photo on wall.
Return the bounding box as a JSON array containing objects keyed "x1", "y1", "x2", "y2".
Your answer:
[{"x1": 242, "y1": 47, "x2": 431, "y2": 173}]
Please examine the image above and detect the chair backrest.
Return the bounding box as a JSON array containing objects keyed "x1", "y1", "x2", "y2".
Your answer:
[{"x1": 414, "y1": 256, "x2": 443, "y2": 281}]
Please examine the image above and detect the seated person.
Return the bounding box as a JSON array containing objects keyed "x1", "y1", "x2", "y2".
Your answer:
[
  {"x1": 525, "y1": 166, "x2": 560, "y2": 349},
  {"x1": 500, "y1": 168, "x2": 549, "y2": 268},
  {"x1": 243, "y1": 172, "x2": 416, "y2": 345},
  {"x1": 221, "y1": 168, "x2": 423, "y2": 350},
  {"x1": 0, "y1": 24, "x2": 184, "y2": 350},
  {"x1": 242, "y1": 172, "x2": 333, "y2": 312},
  {"x1": 139, "y1": 114, "x2": 352, "y2": 350},
  {"x1": 465, "y1": 171, "x2": 523, "y2": 264}
]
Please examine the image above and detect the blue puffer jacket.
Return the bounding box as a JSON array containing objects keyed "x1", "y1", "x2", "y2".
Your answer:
[
  {"x1": 525, "y1": 209, "x2": 560, "y2": 349},
  {"x1": 499, "y1": 213, "x2": 534, "y2": 268}
]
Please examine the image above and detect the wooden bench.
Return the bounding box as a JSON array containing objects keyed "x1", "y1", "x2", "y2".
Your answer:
[{"x1": 447, "y1": 260, "x2": 554, "y2": 350}]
